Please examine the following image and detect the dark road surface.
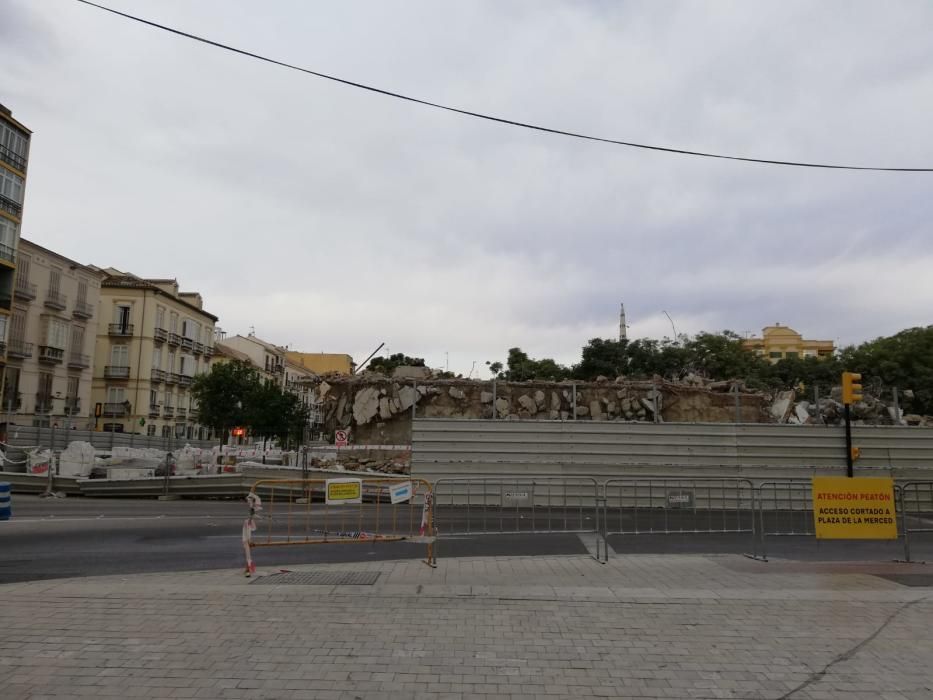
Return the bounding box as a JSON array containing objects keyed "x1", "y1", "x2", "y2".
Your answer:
[{"x1": 2, "y1": 496, "x2": 931, "y2": 583}]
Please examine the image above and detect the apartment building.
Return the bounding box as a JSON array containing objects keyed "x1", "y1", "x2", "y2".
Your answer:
[
  {"x1": 2, "y1": 239, "x2": 102, "y2": 426},
  {"x1": 0, "y1": 104, "x2": 30, "y2": 385},
  {"x1": 743, "y1": 324, "x2": 835, "y2": 363},
  {"x1": 285, "y1": 351, "x2": 354, "y2": 375},
  {"x1": 90, "y1": 270, "x2": 217, "y2": 439},
  {"x1": 222, "y1": 333, "x2": 286, "y2": 387},
  {"x1": 285, "y1": 358, "x2": 321, "y2": 426}
]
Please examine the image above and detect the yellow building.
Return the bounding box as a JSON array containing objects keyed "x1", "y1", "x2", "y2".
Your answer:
[
  {"x1": 0, "y1": 104, "x2": 30, "y2": 382},
  {"x1": 286, "y1": 351, "x2": 354, "y2": 375},
  {"x1": 743, "y1": 324, "x2": 835, "y2": 363},
  {"x1": 90, "y1": 270, "x2": 217, "y2": 439}
]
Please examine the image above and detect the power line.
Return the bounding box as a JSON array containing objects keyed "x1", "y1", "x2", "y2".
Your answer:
[{"x1": 75, "y1": 0, "x2": 933, "y2": 173}]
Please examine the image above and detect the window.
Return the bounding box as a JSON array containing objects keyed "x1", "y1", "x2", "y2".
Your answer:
[
  {"x1": 152, "y1": 346, "x2": 162, "y2": 369},
  {"x1": 169, "y1": 312, "x2": 178, "y2": 333},
  {"x1": 114, "y1": 304, "x2": 131, "y2": 329},
  {"x1": 179, "y1": 354, "x2": 194, "y2": 377},
  {"x1": 70, "y1": 326, "x2": 85, "y2": 353},
  {"x1": 147, "y1": 425, "x2": 156, "y2": 437},
  {"x1": 0, "y1": 167, "x2": 24, "y2": 203},
  {"x1": 2, "y1": 367, "x2": 20, "y2": 408},
  {"x1": 0, "y1": 217, "x2": 17, "y2": 258},
  {"x1": 785, "y1": 351, "x2": 799, "y2": 359},
  {"x1": 37, "y1": 372, "x2": 53, "y2": 398},
  {"x1": 10, "y1": 311, "x2": 25, "y2": 343},
  {"x1": 163, "y1": 390, "x2": 173, "y2": 408},
  {"x1": 46, "y1": 318, "x2": 68, "y2": 349},
  {"x1": 0, "y1": 315, "x2": 6, "y2": 343},
  {"x1": 769, "y1": 352, "x2": 782, "y2": 359},
  {"x1": 155, "y1": 305, "x2": 165, "y2": 330},
  {"x1": 161, "y1": 425, "x2": 170, "y2": 438},
  {"x1": 0, "y1": 121, "x2": 29, "y2": 164},
  {"x1": 110, "y1": 344, "x2": 129, "y2": 367},
  {"x1": 167, "y1": 351, "x2": 176, "y2": 373},
  {"x1": 48, "y1": 267, "x2": 62, "y2": 295},
  {"x1": 15, "y1": 254, "x2": 29, "y2": 286},
  {"x1": 149, "y1": 389, "x2": 158, "y2": 407},
  {"x1": 77, "y1": 278, "x2": 88, "y2": 305},
  {"x1": 66, "y1": 376, "x2": 79, "y2": 400},
  {"x1": 107, "y1": 387, "x2": 125, "y2": 403}
]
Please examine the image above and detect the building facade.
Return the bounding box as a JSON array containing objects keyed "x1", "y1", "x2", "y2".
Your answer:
[
  {"x1": 0, "y1": 104, "x2": 30, "y2": 393},
  {"x1": 222, "y1": 334, "x2": 286, "y2": 387},
  {"x1": 90, "y1": 270, "x2": 217, "y2": 439},
  {"x1": 743, "y1": 324, "x2": 835, "y2": 363},
  {"x1": 285, "y1": 351, "x2": 354, "y2": 375},
  {"x1": 2, "y1": 239, "x2": 102, "y2": 427}
]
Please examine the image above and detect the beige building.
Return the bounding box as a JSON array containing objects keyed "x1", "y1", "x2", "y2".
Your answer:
[
  {"x1": 222, "y1": 333, "x2": 286, "y2": 387},
  {"x1": 286, "y1": 351, "x2": 354, "y2": 375},
  {"x1": 743, "y1": 324, "x2": 835, "y2": 363},
  {"x1": 2, "y1": 239, "x2": 102, "y2": 426},
  {"x1": 90, "y1": 270, "x2": 217, "y2": 439},
  {"x1": 0, "y1": 104, "x2": 30, "y2": 404}
]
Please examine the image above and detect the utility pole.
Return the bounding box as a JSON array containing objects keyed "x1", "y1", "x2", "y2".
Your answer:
[{"x1": 841, "y1": 372, "x2": 863, "y2": 477}]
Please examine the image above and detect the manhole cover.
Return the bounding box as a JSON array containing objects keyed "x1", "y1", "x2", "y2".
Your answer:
[
  {"x1": 874, "y1": 574, "x2": 933, "y2": 587},
  {"x1": 251, "y1": 571, "x2": 381, "y2": 586}
]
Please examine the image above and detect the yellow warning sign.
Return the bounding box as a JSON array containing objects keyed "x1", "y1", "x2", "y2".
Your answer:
[
  {"x1": 326, "y1": 478, "x2": 362, "y2": 505},
  {"x1": 812, "y1": 476, "x2": 897, "y2": 540}
]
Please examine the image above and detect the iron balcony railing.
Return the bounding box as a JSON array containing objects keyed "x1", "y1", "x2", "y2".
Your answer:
[
  {"x1": 1, "y1": 394, "x2": 22, "y2": 411},
  {"x1": 163, "y1": 371, "x2": 177, "y2": 385},
  {"x1": 203, "y1": 345, "x2": 214, "y2": 357},
  {"x1": 0, "y1": 243, "x2": 14, "y2": 265},
  {"x1": 14, "y1": 279, "x2": 36, "y2": 301},
  {"x1": 177, "y1": 374, "x2": 193, "y2": 387},
  {"x1": 73, "y1": 299, "x2": 94, "y2": 319},
  {"x1": 176, "y1": 407, "x2": 187, "y2": 418},
  {"x1": 192, "y1": 342, "x2": 204, "y2": 355},
  {"x1": 151, "y1": 368, "x2": 166, "y2": 383},
  {"x1": 0, "y1": 143, "x2": 27, "y2": 172},
  {"x1": 103, "y1": 402, "x2": 128, "y2": 417},
  {"x1": 35, "y1": 395, "x2": 53, "y2": 414},
  {"x1": 104, "y1": 365, "x2": 131, "y2": 379},
  {"x1": 68, "y1": 353, "x2": 91, "y2": 369},
  {"x1": 64, "y1": 397, "x2": 81, "y2": 415},
  {"x1": 0, "y1": 194, "x2": 22, "y2": 218},
  {"x1": 162, "y1": 406, "x2": 175, "y2": 417},
  {"x1": 44, "y1": 289, "x2": 67, "y2": 311},
  {"x1": 167, "y1": 332, "x2": 181, "y2": 346},
  {"x1": 37, "y1": 345, "x2": 65, "y2": 364},
  {"x1": 148, "y1": 404, "x2": 161, "y2": 417},
  {"x1": 7, "y1": 339, "x2": 33, "y2": 358},
  {"x1": 108, "y1": 323, "x2": 134, "y2": 336},
  {"x1": 180, "y1": 337, "x2": 194, "y2": 351},
  {"x1": 153, "y1": 327, "x2": 168, "y2": 343}
]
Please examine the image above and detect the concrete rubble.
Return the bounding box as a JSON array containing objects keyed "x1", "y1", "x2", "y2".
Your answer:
[{"x1": 767, "y1": 387, "x2": 933, "y2": 427}]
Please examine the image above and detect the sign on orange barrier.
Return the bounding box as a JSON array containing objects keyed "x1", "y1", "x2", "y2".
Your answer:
[{"x1": 325, "y1": 478, "x2": 362, "y2": 505}]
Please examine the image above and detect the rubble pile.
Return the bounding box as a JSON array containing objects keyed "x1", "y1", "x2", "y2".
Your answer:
[{"x1": 768, "y1": 388, "x2": 933, "y2": 427}]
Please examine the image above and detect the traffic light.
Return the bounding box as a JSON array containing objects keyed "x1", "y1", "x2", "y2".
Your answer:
[
  {"x1": 850, "y1": 446, "x2": 861, "y2": 462},
  {"x1": 841, "y1": 372, "x2": 863, "y2": 405}
]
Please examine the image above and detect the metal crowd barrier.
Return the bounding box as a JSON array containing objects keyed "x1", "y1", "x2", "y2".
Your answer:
[
  {"x1": 899, "y1": 481, "x2": 933, "y2": 563},
  {"x1": 244, "y1": 478, "x2": 436, "y2": 573},
  {"x1": 433, "y1": 477, "x2": 603, "y2": 560},
  {"x1": 602, "y1": 477, "x2": 757, "y2": 561},
  {"x1": 755, "y1": 480, "x2": 815, "y2": 560}
]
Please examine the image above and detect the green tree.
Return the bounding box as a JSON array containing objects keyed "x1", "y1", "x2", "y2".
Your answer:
[
  {"x1": 191, "y1": 361, "x2": 257, "y2": 442},
  {"x1": 486, "y1": 361, "x2": 504, "y2": 378},
  {"x1": 367, "y1": 353, "x2": 426, "y2": 375}
]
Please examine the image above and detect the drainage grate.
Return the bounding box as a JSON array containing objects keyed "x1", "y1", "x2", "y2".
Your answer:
[
  {"x1": 251, "y1": 571, "x2": 381, "y2": 586},
  {"x1": 874, "y1": 574, "x2": 933, "y2": 588}
]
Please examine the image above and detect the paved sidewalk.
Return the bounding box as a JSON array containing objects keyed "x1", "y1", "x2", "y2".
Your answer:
[{"x1": 2, "y1": 554, "x2": 933, "y2": 699}]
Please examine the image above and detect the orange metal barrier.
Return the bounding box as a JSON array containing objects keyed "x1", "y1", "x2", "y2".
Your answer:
[{"x1": 243, "y1": 478, "x2": 436, "y2": 575}]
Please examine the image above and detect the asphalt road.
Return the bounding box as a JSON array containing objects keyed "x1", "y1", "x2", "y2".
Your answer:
[{"x1": 2, "y1": 496, "x2": 931, "y2": 583}]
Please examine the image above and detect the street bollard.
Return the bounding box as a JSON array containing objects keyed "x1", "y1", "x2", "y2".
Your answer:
[{"x1": 0, "y1": 481, "x2": 11, "y2": 520}]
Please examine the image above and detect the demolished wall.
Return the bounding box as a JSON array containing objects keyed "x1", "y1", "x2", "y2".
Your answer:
[{"x1": 314, "y1": 375, "x2": 767, "y2": 444}]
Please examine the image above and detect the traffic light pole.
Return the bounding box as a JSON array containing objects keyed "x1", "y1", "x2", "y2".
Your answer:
[{"x1": 844, "y1": 403, "x2": 853, "y2": 478}]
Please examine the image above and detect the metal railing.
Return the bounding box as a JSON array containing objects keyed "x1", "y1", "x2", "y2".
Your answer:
[
  {"x1": 68, "y1": 352, "x2": 90, "y2": 369},
  {"x1": 64, "y1": 397, "x2": 80, "y2": 415},
  {"x1": 102, "y1": 402, "x2": 128, "y2": 417},
  {"x1": 34, "y1": 395, "x2": 53, "y2": 414},
  {"x1": 899, "y1": 482, "x2": 933, "y2": 563},
  {"x1": 151, "y1": 368, "x2": 166, "y2": 383},
  {"x1": 72, "y1": 299, "x2": 94, "y2": 318},
  {"x1": 37, "y1": 345, "x2": 64, "y2": 363},
  {"x1": 0, "y1": 193, "x2": 22, "y2": 217},
  {"x1": 180, "y1": 336, "x2": 194, "y2": 351},
  {"x1": 14, "y1": 279, "x2": 36, "y2": 300},
  {"x1": 104, "y1": 365, "x2": 130, "y2": 379},
  {"x1": 176, "y1": 407, "x2": 187, "y2": 418},
  {"x1": 148, "y1": 404, "x2": 160, "y2": 417},
  {"x1": 7, "y1": 339, "x2": 33, "y2": 358},
  {"x1": 44, "y1": 289, "x2": 67, "y2": 310},
  {"x1": 167, "y1": 332, "x2": 181, "y2": 346},
  {"x1": 602, "y1": 477, "x2": 757, "y2": 560},
  {"x1": 0, "y1": 242, "x2": 14, "y2": 264},
  {"x1": 177, "y1": 374, "x2": 193, "y2": 387},
  {"x1": 433, "y1": 476, "x2": 603, "y2": 560},
  {"x1": 108, "y1": 323, "x2": 134, "y2": 336},
  {"x1": 153, "y1": 327, "x2": 168, "y2": 343},
  {"x1": 162, "y1": 406, "x2": 175, "y2": 417},
  {"x1": 0, "y1": 143, "x2": 27, "y2": 172},
  {"x1": 246, "y1": 478, "x2": 436, "y2": 573},
  {"x1": 192, "y1": 341, "x2": 204, "y2": 355}
]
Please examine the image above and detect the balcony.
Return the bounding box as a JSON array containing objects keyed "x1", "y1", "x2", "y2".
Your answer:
[
  {"x1": 64, "y1": 397, "x2": 81, "y2": 415},
  {"x1": 6, "y1": 339, "x2": 33, "y2": 359},
  {"x1": 151, "y1": 368, "x2": 166, "y2": 383},
  {"x1": 0, "y1": 291, "x2": 10, "y2": 310},
  {"x1": 108, "y1": 323, "x2": 134, "y2": 337},
  {"x1": 35, "y1": 394, "x2": 53, "y2": 415},
  {"x1": 203, "y1": 345, "x2": 214, "y2": 357},
  {"x1": 0, "y1": 194, "x2": 21, "y2": 218},
  {"x1": 177, "y1": 374, "x2": 193, "y2": 387},
  {"x1": 1, "y1": 393, "x2": 22, "y2": 411},
  {"x1": 44, "y1": 289, "x2": 67, "y2": 311},
  {"x1": 0, "y1": 143, "x2": 27, "y2": 173},
  {"x1": 68, "y1": 352, "x2": 91, "y2": 369},
  {"x1": 148, "y1": 404, "x2": 160, "y2": 418},
  {"x1": 0, "y1": 242, "x2": 14, "y2": 265},
  {"x1": 104, "y1": 365, "x2": 131, "y2": 379},
  {"x1": 176, "y1": 407, "x2": 187, "y2": 419},
  {"x1": 163, "y1": 371, "x2": 177, "y2": 385},
  {"x1": 180, "y1": 336, "x2": 194, "y2": 351},
  {"x1": 167, "y1": 332, "x2": 181, "y2": 347},
  {"x1": 192, "y1": 342, "x2": 204, "y2": 355},
  {"x1": 162, "y1": 406, "x2": 175, "y2": 418},
  {"x1": 73, "y1": 299, "x2": 94, "y2": 319},
  {"x1": 14, "y1": 279, "x2": 36, "y2": 301},
  {"x1": 0, "y1": 340, "x2": 5, "y2": 356},
  {"x1": 153, "y1": 327, "x2": 168, "y2": 343},
  {"x1": 37, "y1": 345, "x2": 65, "y2": 364},
  {"x1": 102, "y1": 402, "x2": 129, "y2": 417}
]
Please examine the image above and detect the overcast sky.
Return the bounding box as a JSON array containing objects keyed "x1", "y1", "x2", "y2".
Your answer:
[{"x1": 3, "y1": 0, "x2": 932, "y2": 375}]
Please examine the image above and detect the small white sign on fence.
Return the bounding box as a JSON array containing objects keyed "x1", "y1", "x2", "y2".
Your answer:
[{"x1": 389, "y1": 481, "x2": 413, "y2": 504}]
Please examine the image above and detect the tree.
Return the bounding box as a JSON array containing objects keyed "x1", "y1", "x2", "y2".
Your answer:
[
  {"x1": 367, "y1": 353, "x2": 426, "y2": 375},
  {"x1": 486, "y1": 361, "x2": 504, "y2": 378},
  {"x1": 503, "y1": 347, "x2": 570, "y2": 381},
  {"x1": 190, "y1": 361, "x2": 256, "y2": 442},
  {"x1": 573, "y1": 338, "x2": 628, "y2": 380}
]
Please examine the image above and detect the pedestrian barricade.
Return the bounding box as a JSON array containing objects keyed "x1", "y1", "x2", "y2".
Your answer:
[
  {"x1": 899, "y1": 481, "x2": 933, "y2": 562},
  {"x1": 601, "y1": 477, "x2": 757, "y2": 561},
  {"x1": 755, "y1": 480, "x2": 815, "y2": 560},
  {"x1": 433, "y1": 477, "x2": 603, "y2": 560},
  {"x1": 243, "y1": 478, "x2": 436, "y2": 575}
]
